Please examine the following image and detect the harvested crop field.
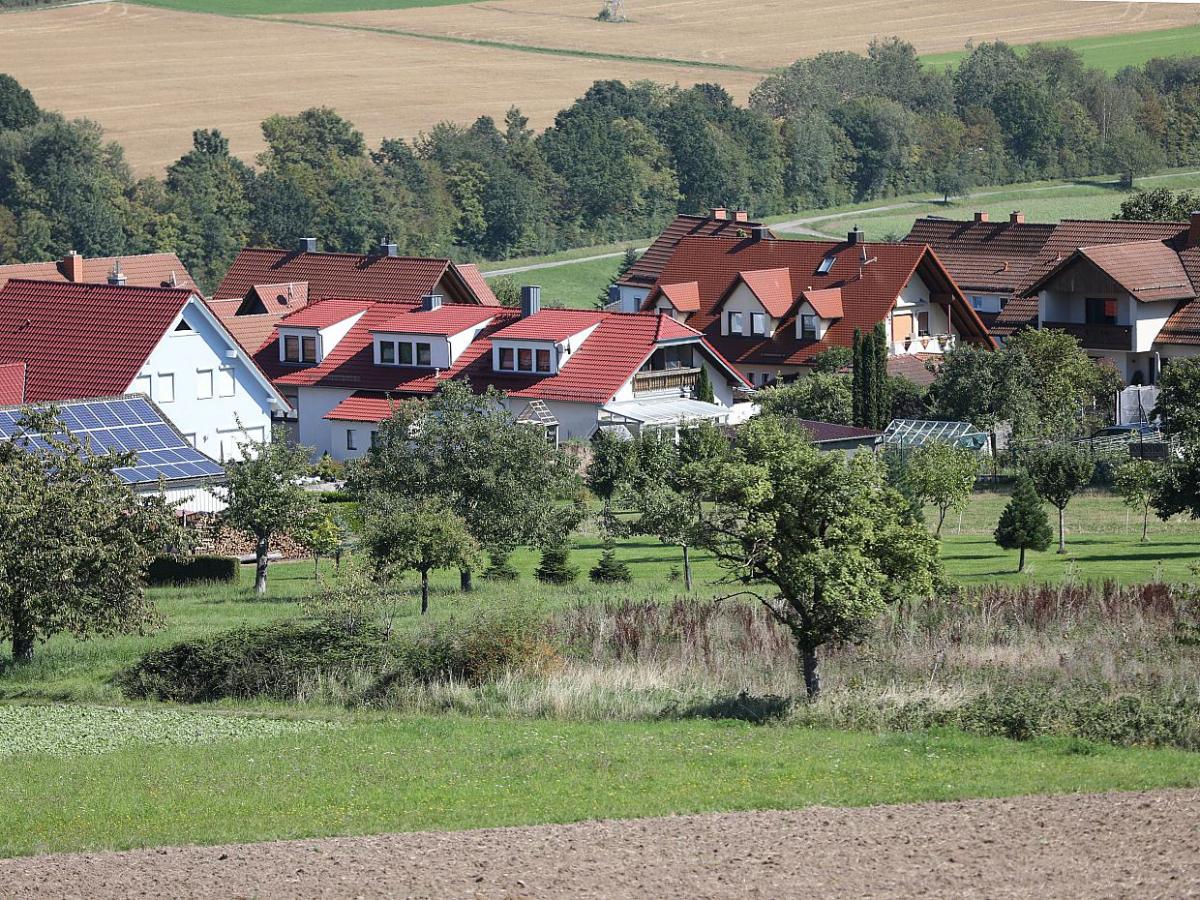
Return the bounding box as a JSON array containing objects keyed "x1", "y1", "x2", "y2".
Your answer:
[
  {"x1": 0, "y1": 2, "x2": 759, "y2": 173},
  {"x1": 3, "y1": 789, "x2": 1197, "y2": 898},
  {"x1": 289, "y1": 0, "x2": 1200, "y2": 70}
]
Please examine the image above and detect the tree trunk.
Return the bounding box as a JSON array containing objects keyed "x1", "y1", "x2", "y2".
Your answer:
[
  {"x1": 1141, "y1": 507, "x2": 1149, "y2": 543},
  {"x1": 254, "y1": 536, "x2": 269, "y2": 595},
  {"x1": 935, "y1": 507, "x2": 947, "y2": 538},
  {"x1": 460, "y1": 568, "x2": 473, "y2": 592},
  {"x1": 313, "y1": 554, "x2": 320, "y2": 576},
  {"x1": 1018, "y1": 546, "x2": 1026, "y2": 573},
  {"x1": 421, "y1": 569, "x2": 430, "y2": 615},
  {"x1": 682, "y1": 544, "x2": 693, "y2": 592},
  {"x1": 801, "y1": 647, "x2": 820, "y2": 699},
  {"x1": 10, "y1": 609, "x2": 33, "y2": 664},
  {"x1": 1057, "y1": 506, "x2": 1067, "y2": 554}
]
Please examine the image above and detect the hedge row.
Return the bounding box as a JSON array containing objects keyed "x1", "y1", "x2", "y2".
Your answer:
[{"x1": 146, "y1": 555, "x2": 239, "y2": 587}]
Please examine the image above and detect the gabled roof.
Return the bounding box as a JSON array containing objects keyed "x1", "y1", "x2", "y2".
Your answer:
[
  {"x1": 644, "y1": 235, "x2": 993, "y2": 368},
  {"x1": 490, "y1": 310, "x2": 606, "y2": 343},
  {"x1": 617, "y1": 214, "x2": 774, "y2": 290},
  {"x1": 208, "y1": 282, "x2": 310, "y2": 355},
  {"x1": 0, "y1": 253, "x2": 197, "y2": 292},
  {"x1": 1025, "y1": 241, "x2": 1197, "y2": 304},
  {"x1": 373, "y1": 304, "x2": 497, "y2": 336},
  {"x1": 279, "y1": 299, "x2": 373, "y2": 329},
  {"x1": 800, "y1": 287, "x2": 843, "y2": 319},
  {"x1": 247, "y1": 282, "x2": 309, "y2": 312},
  {"x1": 214, "y1": 247, "x2": 497, "y2": 306},
  {"x1": 904, "y1": 218, "x2": 1056, "y2": 295},
  {"x1": 455, "y1": 263, "x2": 501, "y2": 306},
  {"x1": 727, "y1": 268, "x2": 794, "y2": 318},
  {"x1": 0, "y1": 279, "x2": 194, "y2": 401},
  {"x1": 654, "y1": 281, "x2": 701, "y2": 313},
  {"x1": 794, "y1": 419, "x2": 881, "y2": 443},
  {"x1": 257, "y1": 303, "x2": 747, "y2": 407},
  {"x1": 0, "y1": 362, "x2": 26, "y2": 405}
]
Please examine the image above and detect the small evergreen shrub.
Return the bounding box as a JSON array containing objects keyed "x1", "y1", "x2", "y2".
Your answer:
[
  {"x1": 536, "y1": 543, "x2": 578, "y2": 584},
  {"x1": 589, "y1": 537, "x2": 631, "y2": 583},
  {"x1": 483, "y1": 550, "x2": 520, "y2": 581},
  {"x1": 146, "y1": 554, "x2": 239, "y2": 586}
]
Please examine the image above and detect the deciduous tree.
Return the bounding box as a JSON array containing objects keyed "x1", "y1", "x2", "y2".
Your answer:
[
  {"x1": 1153, "y1": 357, "x2": 1200, "y2": 438},
  {"x1": 1114, "y1": 458, "x2": 1159, "y2": 543},
  {"x1": 1024, "y1": 443, "x2": 1095, "y2": 553},
  {"x1": 906, "y1": 441, "x2": 981, "y2": 537}
]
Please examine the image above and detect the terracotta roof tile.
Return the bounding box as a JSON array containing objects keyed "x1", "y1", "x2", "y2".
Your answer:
[
  {"x1": 735, "y1": 268, "x2": 794, "y2": 318},
  {"x1": 655, "y1": 281, "x2": 701, "y2": 312},
  {"x1": 904, "y1": 218, "x2": 1055, "y2": 294},
  {"x1": 617, "y1": 214, "x2": 774, "y2": 289},
  {"x1": 645, "y1": 236, "x2": 993, "y2": 368},
  {"x1": 1027, "y1": 241, "x2": 1197, "y2": 303},
  {"x1": 279, "y1": 299, "x2": 373, "y2": 329},
  {"x1": 0, "y1": 253, "x2": 196, "y2": 292},
  {"x1": 489, "y1": 310, "x2": 607, "y2": 343},
  {"x1": 373, "y1": 305, "x2": 498, "y2": 336},
  {"x1": 801, "y1": 287, "x2": 844, "y2": 319},
  {"x1": 455, "y1": 263, "x2": 501, "y2": 306},
  {"x1": 0, "y1": 279, "x2": 192, "y2": 401},
  {"x1": 794, "y1": 419, "x2": 881, "y2": 442},
  {"x1": 0, "y1": 362, "x2": 26, "y2": 404}
]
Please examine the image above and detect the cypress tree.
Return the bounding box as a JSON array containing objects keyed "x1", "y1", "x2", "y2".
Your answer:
[
  {"x1": 852, "y1": 328, "x2": 864, "y2": 427},
  {"x1": 994, "y1": 473, "x2": 1053, "y2": 573},
  {"x1": 694, "y1": 364, "x2": 715, "y2": 403},
  {"x1": 872, "y1": 322, "x2": 889, "y2": 429}
]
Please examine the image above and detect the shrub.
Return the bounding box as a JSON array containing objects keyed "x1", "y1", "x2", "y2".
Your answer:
[
  {"x1": 589, "y1": 537, "x2": 631, "y2": 583},
  {"x1": 145, "y1": 554, "x2": 239, "y2": 586},
  {"x1": 318, "y1": 490, "x2": 356, "y2": 504},
  {"x1": 116, "y1": 621, "x2": 389, "y2": 702},
  {"x1": 536, "y1": 543, "x2": 578, "y2": 584},
  {"x1": 483, "y1": 550, "x2": 519, "y2": 581}
]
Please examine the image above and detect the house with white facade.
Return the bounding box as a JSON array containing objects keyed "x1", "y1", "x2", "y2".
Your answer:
[
  {"x1": 641, "y1": 228, "x2": 995, "y2": 387},
  {"x1": 252, "y1": 288, "x2": 749, "y2": 460},
  {"x1": 0, "y1": 279, "x2": 289, "y2": 461},
  {"x1": 993, "y1": 214, "x2": 1200, "y2": 386}
]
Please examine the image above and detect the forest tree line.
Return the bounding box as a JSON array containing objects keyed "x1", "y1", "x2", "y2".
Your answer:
[{"x1": 1, "y1": 39, "x2": 1199, "y2": 290}]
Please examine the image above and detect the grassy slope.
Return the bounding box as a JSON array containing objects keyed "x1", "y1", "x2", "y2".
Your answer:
[
  {"x1": 5, "y1": 716, "x2": 1200, "y2": 857},
  {"x1": 486, "y1": 255, "x2": 624, "y2": 310},
  {"x1": 923, "y1": 24, "x2": 1200, "y2": 75}
]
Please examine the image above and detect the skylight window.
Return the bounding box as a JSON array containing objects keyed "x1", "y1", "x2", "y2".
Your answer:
[{"x1": 816, "y1": 255, "x2": 836, "y2": 276}]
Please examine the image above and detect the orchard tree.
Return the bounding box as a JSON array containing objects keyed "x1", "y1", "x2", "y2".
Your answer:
[
  {"x1": 1113, "y1": 458, "x2": 1159, "y2": 543},
  {"x1": 362, "y1": 497, "x2": 478, "y2": 614},
  {"x1": 587, "y1": 429, "x2": 636, "y2": 531},
  {"x1": 757, "y1": 373, "x2": 852, "y2": 424},
  {"x1": 993, "y1": 473, "x2": 1052, "y2": 572},
  {"x1": 928, "y1": 344, "x2": 1036, "y2": 452},
  {"x1": 298, "y1": 512, "x2": 342, "y2": 576},
  {"x1": 353, "y1": 381, "x2": 582, "y2": 590},
  {"x1": 906, "y1": 440, "x2": 981, "y2": 537},
  {"x1": 1153, "y1": 358, "x2": 1200, "y2": 438},
  {"x1": 1115, "y1": 188, "x2": 1200, "y2": 223},
  {"x1": 0, "y1": 410, "x2": 185, "y2": 663},
  {"x1": 1152, "y1": 443, "x2": 1200, "y2": 530},
  {"x1": 700, "y1": 416, "x2": 941, "y2": 697},
  {"x1": 1024, "y1": 443, "x2": 1095, "y2": 553},
  {"x1": 220, "y1": 427, "x2": 318, "y2": 595},
  {"x1": 1005, "y1": 329, "x2": 1113, "y2": 441}
]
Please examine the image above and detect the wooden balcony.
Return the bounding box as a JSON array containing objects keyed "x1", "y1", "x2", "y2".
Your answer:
[
  {"x1": 1042, "y1": 321, "x2": 1132, "y2": 352},
  {"x1": 633, "y1": 367, "x2": 701, "y2": 395}
]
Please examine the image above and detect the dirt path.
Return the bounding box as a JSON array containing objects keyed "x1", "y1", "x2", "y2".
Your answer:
[{"x1": 4, "y1": 789, "x2": 1198, "y2": 898}]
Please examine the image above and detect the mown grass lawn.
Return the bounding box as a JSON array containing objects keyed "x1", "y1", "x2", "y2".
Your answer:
[{"x1": 4, "y1": 713, "x2": 1200, "y2": 858}]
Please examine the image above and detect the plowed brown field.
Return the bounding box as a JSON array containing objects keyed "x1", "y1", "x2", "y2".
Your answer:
[
  {"x1": 291, "y1": 0, "x2": 1200, "y2": 69},
  {"x1": 0, "y1": 2, "x2": 759, "y2": 173}
]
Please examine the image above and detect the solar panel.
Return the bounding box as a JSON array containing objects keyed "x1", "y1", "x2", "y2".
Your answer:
[{"x1": 0, "y1": 396, "x2": 225, "y2": 488}]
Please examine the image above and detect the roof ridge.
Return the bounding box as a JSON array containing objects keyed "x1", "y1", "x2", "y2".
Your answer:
[{"x1": 2, "y1": 277, "x2": 193, "y2": 295}]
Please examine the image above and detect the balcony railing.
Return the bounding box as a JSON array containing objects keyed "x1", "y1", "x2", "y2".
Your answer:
[
  {"x1": 890, "y1": 333, "x2": 957, "y2": 356},
  {"x1": 1042, "y1": 321, "x2": 1132, "y2": 352},
  {"x1": 634, "y1": 367, "x2": 701, "y2": 395}
]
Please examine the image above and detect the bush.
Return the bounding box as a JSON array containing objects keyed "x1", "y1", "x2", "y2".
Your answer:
[
  {"x1": 116, "y1": 621, "x2": 390, "y2": 702},
  {"x1": 536, "y1": 543, "x2": 578, "y2": 584},
  {"x1": 318, "y1": 490, "x2": 356, "y2": 504},
  {"x1": 483, "y1": 550, "x2": 519, "y2": 581},
  {"x1": 589, "y1": 537, "x2": 631, "y2": 583},
  {"x1": 145, "y1": 554, "x2": 239, "y2": 586}
]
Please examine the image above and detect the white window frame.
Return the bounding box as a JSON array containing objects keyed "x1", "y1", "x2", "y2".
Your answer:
[
  {"x1": 218, "y1": 366, "x2": 236, "y2": 398},
  {"x1": 157, "y1": 373, "x2": 175, "y2": 404},
  {"x1": 196, "y1": 368, "x2": 214, "y2": 400},
  {"x1": 728, "y1": 311, "x2": 743, "y2": 335},
  {"x1": 415, "y1": 342, "x2": 432, "y2": 367},
  {"x1": 301, "y1": 335, "x2": 317, "y2": 364},
  {"x1": 133, "y1": 374, "x2": 152, "y2": 397},
  {"x1": 750, "y1": 312, "x2": 766, "y2": 336},
  {"x1": 497, "y1": 346, "x2": 515, "y2": 371},
  {"x1": 800, "y1": 315, "x2": 817, "y2": 340},
  {"x1": 535, "y1": 348, "x2": 552, "y2": 373}
]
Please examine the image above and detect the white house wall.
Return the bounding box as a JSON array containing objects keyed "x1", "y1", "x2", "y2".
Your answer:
[
  {"x1": 720, "y1": 284, "x2": 776, "y2": 336},
  {"x1": 133, "y1": 299, "x2": 277, "y2": 461},
  {"x1": 1133, "y1": 300, "x2": 1176, "y2": 353},
  {"x1": 319, "y1": 311, "x2": 367, "y2": 357},
  {"x1": 616, "y1": 285, "x2": 649, "y2": 313},
  {"x1": 298, "y1": 386, "x2": 355, "y2": 460}
]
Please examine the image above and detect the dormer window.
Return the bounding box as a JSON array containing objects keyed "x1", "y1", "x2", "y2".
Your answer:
[
  {"x1": 283, "y1": 334, "x2": 317, "y2": 364},
  {"x1": 495, "y1": 343, "x2": 553, "y2": 374},
  {"x1": 800, "y1": 315, "x2": 817, "y2": 340},
  {"x1": 376, "y1": 338, "x2": 432, "y2": 367},
  {"x1": 728, "y1": 311, "x2": 743, "y2": 334},
  {"x1": 498, "y1": 347, "x2": 515, "y2": 370},
  {"x1": 750, "y1": 313, "x2": 766, "y2": 336}
]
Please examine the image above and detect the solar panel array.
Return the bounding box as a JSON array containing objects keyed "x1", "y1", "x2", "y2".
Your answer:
[{"x1": 0, "y1": 396, "x2": 225, "y2": 486}]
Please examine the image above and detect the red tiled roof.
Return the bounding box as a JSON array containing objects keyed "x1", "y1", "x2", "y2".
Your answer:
[
  {"x1": 732, "y1": 268, "x2": 794, "y2": 318},
  {"x1": 207, "y1": 282, "x2": 309, "y2": 355},
  {"x1": 0, "y1": 253, "x2": 196, "y2": 293},
  {"x1": 257, "y1": 303, "x2": 746, "y2": 406},
  {"x1": 794, "y1": 419, "x2": 881, "y2": 443},
  {"x1": 655, "y1": 281, "x2": 701, "y2": 312},
  {"x1": 991, "y1": 296, "x2": 1039, "y2": 337},
  {"x1": 617, "y1": 214, "x2": 774, "y2": 289},
  {"x1": 373, "y1": 305, "x2": 499, "y2": 336},
  {"x1": 489, "y1": 310, "x2": 607, "y2": 343},
  {"x1": 251, "y1": 282, "x2": 309, "y2": 310},
  {"x1": 0, "y1": 279, "x2": 192, "y2": 401},
  {"x1": 214, "y1": 248, "x2": 495, "y2": 307},
  {"x1": 279, "y1": 299, "x2": 373, "y2": 329},
  {"x1": 1026, "y1": 241, "x2": 1196, "y2": 304},
  {"x1": 645, "y1": 236, "x2": 993, "y2": 368},
  {"x1": 0, "y1": 362, "x2": 26, "y2": 404},
  {"x1": 886, "y1": 354, "x2": 939, "y2": 388},
  {"x1": 325, "y1": 392, "x2": 400, "y2": 423},
  {"x1": 456, "y1": 263, "x2": 500, "y2": 306},
  {"x1": 904, "y1": 218, "x2": 1056, "y2": 295},
  {"x1": 800, "y1": 287, "x2": 844, "y2": 319}
]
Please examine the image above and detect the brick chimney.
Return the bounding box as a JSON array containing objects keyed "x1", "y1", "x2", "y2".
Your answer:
[
  {"x1": 1189, "y1": 211, "x2": 1200, "y2": 249},
  {"x1": 1010, "y1": 211, "x2": 1025, "y2": 224},
  {"x1": 61, "y1": 251, "x2": 84, "y2": 283},
  {"x1": 974, "y1": 211, "x2": 989, "y2": 223},
  {"x1": 733, "y1": 210, "x2": 749, "y2": 222},
  {"x1": 710, "y1": 207, "x2": 728, "y2": 221}
]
